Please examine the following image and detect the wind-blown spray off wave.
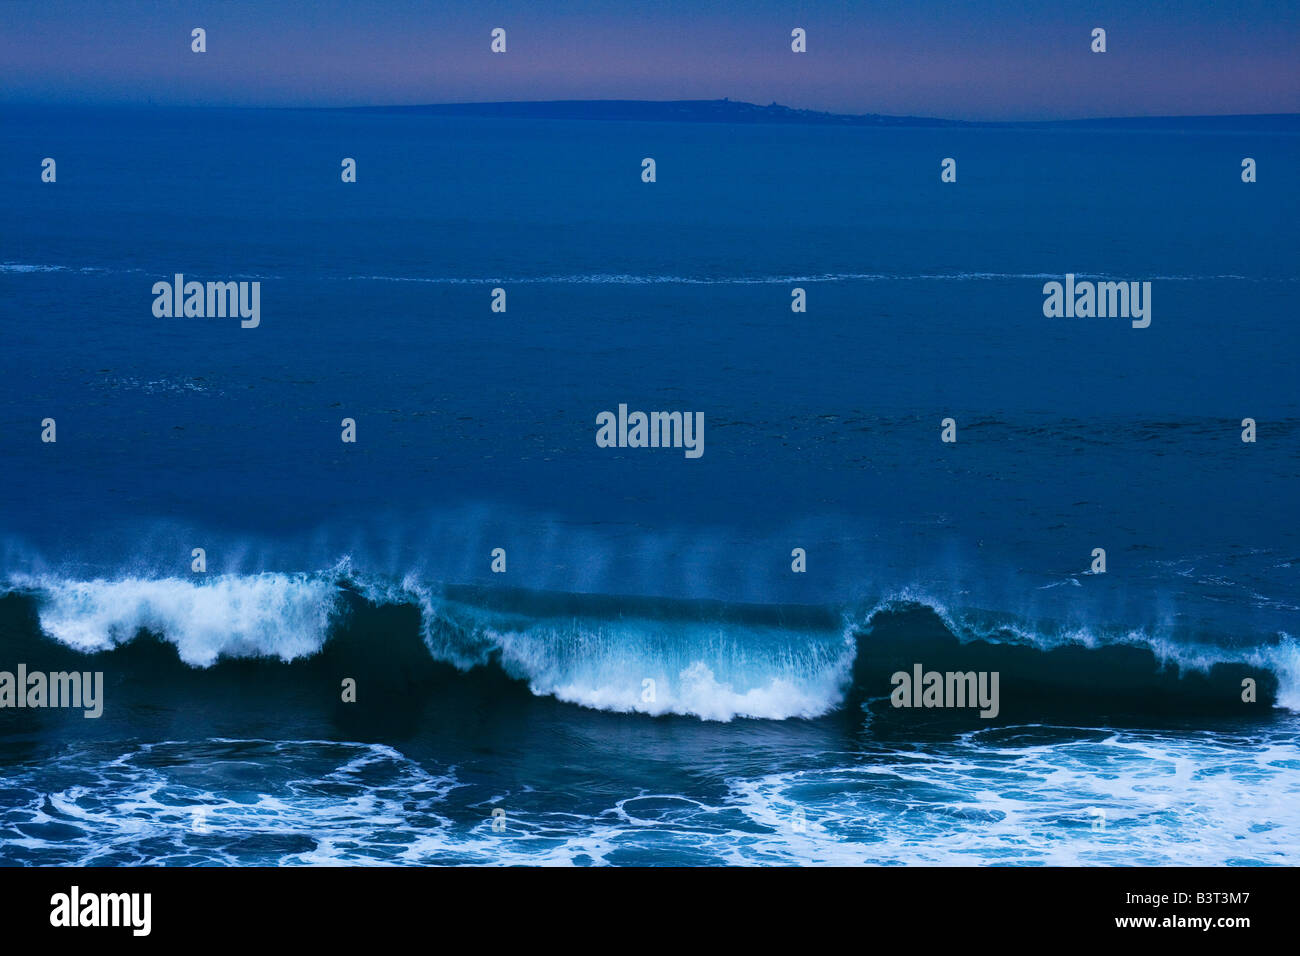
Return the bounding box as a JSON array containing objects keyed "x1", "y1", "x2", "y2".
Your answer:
[{"x1": 1, "y1": 570, "x2": 1294, "y2": 721}]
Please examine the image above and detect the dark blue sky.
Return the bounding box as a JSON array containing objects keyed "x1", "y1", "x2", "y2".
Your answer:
[{"x1": 2, "y1": 0, "x2": 1296, "y2": 120}]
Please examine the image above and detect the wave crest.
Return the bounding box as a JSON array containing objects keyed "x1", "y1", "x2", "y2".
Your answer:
[{"x1": 2, "y1": 571, "x2": 1293, "y2": 720}]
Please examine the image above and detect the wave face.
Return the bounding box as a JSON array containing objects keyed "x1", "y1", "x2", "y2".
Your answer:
[
  {"x1": 1, "y1": 570, "x2": 1292, "y2": 723},
  {"x1": 416, "y1": 596, "x2": 855, "y2": 722}
]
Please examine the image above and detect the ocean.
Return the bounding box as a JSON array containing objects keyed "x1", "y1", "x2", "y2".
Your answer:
[{"x1": 0, "y1": 104, "x2": 1297, "y2": 865}]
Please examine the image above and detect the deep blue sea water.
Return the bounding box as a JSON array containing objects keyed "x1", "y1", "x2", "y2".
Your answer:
[{"x1": 0, "y1": 105, "x2": 1297, "y2": 864}]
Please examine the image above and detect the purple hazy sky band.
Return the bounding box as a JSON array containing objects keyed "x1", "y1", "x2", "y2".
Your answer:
[{"x1": 0, "y1": 0, "x2": 1296, "y2": 119}]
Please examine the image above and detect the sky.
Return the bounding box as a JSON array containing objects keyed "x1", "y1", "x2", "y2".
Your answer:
[{"x1": 1, "y1": 0, "x2": 1297, "y2": 120}]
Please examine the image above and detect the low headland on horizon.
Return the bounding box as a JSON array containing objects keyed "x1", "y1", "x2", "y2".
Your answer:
[{"x1": 337, "y1": 98, "x2": 1300, "y2": 130}]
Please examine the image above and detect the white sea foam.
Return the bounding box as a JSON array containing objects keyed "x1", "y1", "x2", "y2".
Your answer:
[
  {"x1": 727, "y1": 725, "x2": 1300, "y2": 865},
  {"x1": 6, "y1": 728, "x2": 1298, "y2": 866}
]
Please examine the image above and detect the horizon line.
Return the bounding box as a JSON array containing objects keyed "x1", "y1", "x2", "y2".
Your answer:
[{"x1": 9, "y1": 98, "x2": 1300, "y2": 127}]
